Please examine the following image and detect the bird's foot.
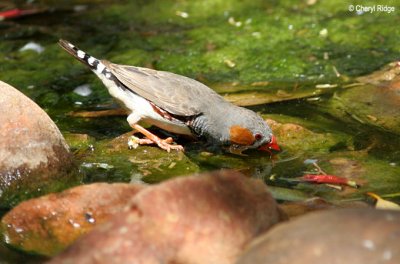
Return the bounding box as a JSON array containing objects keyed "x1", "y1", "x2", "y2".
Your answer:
[
  {"x1": 132, "y1": 136, "x2": 183, "y2": 152},
  {"x1": 128, "y1": 135, "x2": 167, "y2": 149},
  {"x1": 153, "y1": 137, "x2": 184, "y2": 152},
  {"x1": 128, "y1": 124, "x2": 184, "y2": 152},
  {"x1": 137, "y1": 137, "x2": 173, "y2": 145}
]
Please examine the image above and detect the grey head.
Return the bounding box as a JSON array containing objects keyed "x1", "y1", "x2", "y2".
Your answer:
[{"x1": 191, "y1": 104, "x2": 278, "y2": 155}]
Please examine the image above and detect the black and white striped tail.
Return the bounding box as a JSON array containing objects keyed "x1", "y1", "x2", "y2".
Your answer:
[{"x1": 58, "y1": 39, "x2": 112, "y2": 79}]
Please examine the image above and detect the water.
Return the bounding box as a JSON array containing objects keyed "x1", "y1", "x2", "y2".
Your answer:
[{"x1": 1, "y1": 0, "x2": 399, "y2": 261}]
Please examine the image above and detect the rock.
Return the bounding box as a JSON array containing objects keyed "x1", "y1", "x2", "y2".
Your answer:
[
  {"x1": 328, "y1": 84, "x2": 400, "y2": 135},
  {"x1": 278, "y1": 198, "x2": 335, "y2": 219},
  {"x1": 74, "y1": 131, "x2": 201, "y2": 182},
  {"x1": 212, "y1": 82, "x2": 334, "y2": 107},
  {"x1": 265, "y1": 119, "x2": 351, "y2": 153},
  {"x1": 357, "y1": 61, "x2": 400, "y2": 88},
  {"x1": 0, "y1": 81, "x2": 76, "y2": 208},
  {"x1": 0, "y1": 239, "x2": 48, "y2": 264},
  {"x1": 320, "y1": 61, "x2": 400, "y2": 135},
  {"x1": 237, "y1": 208, "x2": 400, "y2": 264},
  {"x1": 296, "y1": 151, "x2": 400, "y2": 201},
  {"x1": 49, "y1": 170, "x2": 284, "y2": 264},
  {"x1": 63, "y1": 133, "x2": 95, "y2": 150},
  {"x1": 1, "y1": 183, "x2": 145, "y2": 256},
  {"x1": 279, "y1": 198, "x2": 370, "y2": 219}
]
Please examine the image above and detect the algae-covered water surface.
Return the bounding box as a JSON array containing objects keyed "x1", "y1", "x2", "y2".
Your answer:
[{"x1": 1, "y1": 0, "x2": 400, "y2": 262}]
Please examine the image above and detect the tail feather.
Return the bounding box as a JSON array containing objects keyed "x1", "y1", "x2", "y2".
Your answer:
[
  {"x1": 58, "y1": 39, "x2": 108, "y2": 75},
  {"x1": 59, "y1": 39, "x2": 132, "y2": 96}
]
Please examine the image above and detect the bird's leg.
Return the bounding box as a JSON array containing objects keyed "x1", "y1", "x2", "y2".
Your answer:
[
  {"x1": 126, "y1": 113, "x2": 183, "y2": 152},
  {"x1": 136, "y1": 136, "x2": 174, "y2": 145},
  {"x1": 130, "y1": 123, "x2": 183, "y2": 152}
]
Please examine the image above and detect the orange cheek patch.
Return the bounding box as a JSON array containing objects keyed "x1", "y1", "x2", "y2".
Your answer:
[{"x1": 229, "y1": 125, "x2": 255, "y2": 145}]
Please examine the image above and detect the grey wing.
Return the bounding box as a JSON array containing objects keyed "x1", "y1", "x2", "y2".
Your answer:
[{"x1": 104, "y1": 61, "x2": 224, "y2": 116}]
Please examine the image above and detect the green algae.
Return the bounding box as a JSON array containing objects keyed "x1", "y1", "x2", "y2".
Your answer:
[
  {"x1": 294, "y1": 151, "x2": 400, "y2": 202},
  {"x1": 2, "y1": 0, "x2": 399, "y2": 109},
  {"x1": 1, "y1": 0, "x2": 400, "y2": 260},
  {"x1": 0, "y1": 0, "x2": 397, "y2": 200},
  {"x1": 0, "y1": 0, "x2": 397, "y2": 197}
]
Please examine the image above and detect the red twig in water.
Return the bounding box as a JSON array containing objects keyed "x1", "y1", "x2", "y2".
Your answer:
[
  {"x1": 299, "y1": 174, "x2": 360, "y2": 188},
  {"x1": 0, "y1": 8, "x2": 41, "y2": 20}
]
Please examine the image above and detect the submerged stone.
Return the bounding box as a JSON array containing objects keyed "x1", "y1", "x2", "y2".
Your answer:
[
  {"x1": 278, "y1": 150, "x2": 400, "y2": 203},
  {"x1": 220, "y1": 83, "x2": 333, "y2": 107},
  {"x1": 320, "y1": 62, "x2": 400, "y2": 135},
  {"x1": 265, "y1": 119, "x2": 352, "y2": 154},
  {"x1": 322, "y1": 152, "x2": 400, "y2": 199}
]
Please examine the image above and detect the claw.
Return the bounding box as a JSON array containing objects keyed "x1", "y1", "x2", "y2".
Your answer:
[
  {"x1": 156, "y1": 139, "x2": 184, "y2": 152},
  {"x1": 128, "y1": 124, "x2": 184, "y2": 152}
]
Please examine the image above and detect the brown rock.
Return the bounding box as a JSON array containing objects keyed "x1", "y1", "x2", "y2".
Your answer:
[
  {"x1": 265, "y1": 118, "x2": 351, "y2": 153},
  {"x1": 49, "y1": 170, "x2": 283, "y2": 264},
  {"x1": 0, "y1": 239, "x2": 48, "y2": 264},
  {"x1": 279, "y1": 198, "x2": 370, "y2": 219},
  {"x1": 237, "y1": 208, "x2": 400, "y2": 264},
  {"x1": 1, "y1": 183, "x2": 145, "y2": 256},
  {"x1": 0, "y1": 81, "x2": 75, "y2": 207},
  {"x1": 357, "y1": 61, "x2": 400, "y2": 87},
  {"x1": 323, "y1": 61, "x2": 400, "y2": 135},
  {"x1": 279, "y1": 197, "x2": 335, "y2": 219}
]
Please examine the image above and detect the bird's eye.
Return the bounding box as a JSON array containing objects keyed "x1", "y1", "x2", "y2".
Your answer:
[{"x1": 255, "y1": 133, "x2": 263, "y2": 140}]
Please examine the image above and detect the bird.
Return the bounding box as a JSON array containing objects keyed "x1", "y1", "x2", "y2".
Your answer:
[{"x1": 59, "y1": 39, "x2": 280, "y2": 155}]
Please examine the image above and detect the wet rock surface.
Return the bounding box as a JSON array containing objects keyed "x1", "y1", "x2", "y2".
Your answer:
[
  {"x1": 319, "y1": 62, "x2": 400, "y2": 135},
  {"x1": 236, "y1": 208, "x2": 400, "y2": 264},
  {"x1": 1, "y1": 182, "x2": 145, "y2": 256},
  {"x1": 292, "y1": 151, "x2": 400, "y2": 201},
  {"x1": 357, "y1": 61, "x2": 400, "y2": 88},
  {"x1": 217, "y1": 81, "x2": 333, "y2": 107},
  {"x1": 329, "y1": 84, "x2": 400, "y2": 135},
  {"x1": 265, "y1": 119, "x2": 351, "y2": 154},
  {"x1": 49, "y1": 170, "x2": 283, "y2": 264},
  {"x1": 0, "y1": 81, "x2": 77, "y2": 208},
  {"x1": 0, "y1": 241, "x2": 48, "y2": 264}
]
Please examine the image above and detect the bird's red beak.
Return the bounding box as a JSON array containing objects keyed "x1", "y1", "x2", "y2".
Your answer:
[{"x1": 258, "y1": 135, "x2": 280, "y2": 153}]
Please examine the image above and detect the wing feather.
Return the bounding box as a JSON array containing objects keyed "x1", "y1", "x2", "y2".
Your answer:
[{"x1": 103, "y1": 61, "x2": 224, "y2": 116}]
